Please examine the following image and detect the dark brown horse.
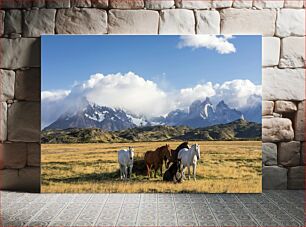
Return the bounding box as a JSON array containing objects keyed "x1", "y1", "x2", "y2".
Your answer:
[
  {"x1": 166, "y1": 141, "x2": 190, "y2": 167},
  {"x1": 144, "y1": 144, "x2": 172, "y2": 178}
]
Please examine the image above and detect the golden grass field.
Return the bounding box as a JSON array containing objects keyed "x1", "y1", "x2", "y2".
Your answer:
[{"x1": 41, "y1": 141, "x2": 262, "y2": 193}]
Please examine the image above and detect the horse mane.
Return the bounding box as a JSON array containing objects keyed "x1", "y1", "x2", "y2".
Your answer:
[
  {"x1": 159, "y1": 144, "x2": 170, "y2": 149},
  {"x1": 175, "y1": 142, "x2": 189, "y2": 152}
]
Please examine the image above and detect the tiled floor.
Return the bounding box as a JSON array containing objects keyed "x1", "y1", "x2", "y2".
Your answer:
[{"x1": 1, "y1": 190, "x2": 304, "y2": 226}]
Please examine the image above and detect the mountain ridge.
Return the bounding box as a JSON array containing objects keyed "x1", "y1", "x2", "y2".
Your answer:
[
  {"x1": 42, "y1": 119, "x2": 262, "y2": 144},
  {"x1": 44, "y1": 97, "x2": 260, "y2": 131}
]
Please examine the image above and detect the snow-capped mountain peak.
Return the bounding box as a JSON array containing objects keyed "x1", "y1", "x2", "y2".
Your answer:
[
  {"x1": 44, "y1": 97, "x2": 261, "y2": 131},
  {"x1": 189, "y1": 97, "x2": 214, "y2": 119}
]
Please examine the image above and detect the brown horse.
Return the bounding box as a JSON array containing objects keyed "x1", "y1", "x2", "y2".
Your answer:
[
  {"x1": 144, "y1": 144, "x2": 172, "y2": 178},
  {"x1": 166, "y1": 141, "x2": 190, "y2": 167}
]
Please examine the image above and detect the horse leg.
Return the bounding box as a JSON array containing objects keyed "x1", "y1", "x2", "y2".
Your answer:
[
  {"x1": 154, "y1": 167, "x2": 157, "y2": 178},
  {"x1": 173, "y1": 174, "x2": 177, "y2": 183},
  {"x1": 119, "y1": 164, "x2": 123, "y2": 180},
  {"x1": 187, "y1": 165, "x2": 191, "y2": 180},
  {"x1": 193, "y1": 164, "x2": 197, "y2": 181},
  {"x1": 146, "y1": 164, "x2": 150, "y2": 178},
  {"x1": 160, "y1": 165, "x2": 163, "y2": 176},
  {"x1": 180, "y1": 163, "x2": 185, "y2": 180},
  {"x1": 124, "y1": 166, "x2": 128, "y2": 180},
  {"x1": 129, "y1": 165, "x2": 133, "y2": 180}
]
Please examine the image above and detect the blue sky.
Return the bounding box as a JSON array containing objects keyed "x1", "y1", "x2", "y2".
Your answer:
[{"x1": 42, "y1": 35, "x2": 261, "y2": 91}]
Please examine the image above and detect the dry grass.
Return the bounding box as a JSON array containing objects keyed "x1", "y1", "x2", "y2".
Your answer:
[{"x1": 41, "y1": 141, "x2": 262, "y2": 193}]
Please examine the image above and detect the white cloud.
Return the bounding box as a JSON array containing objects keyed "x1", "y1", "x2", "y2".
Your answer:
[
  {"x1": 172, "y1": 80, "x2": 261, "y2": 111},
  {"x1": 41, "y1": 90, "x2": 70, "y2": 101},
  {"x1": 177, "y1": 82, "x2": 216, "y2": 108},
  {"x1": 41, "y1": 90, "x2": 70, "y2": 128},
  {"x1": 213, "y1": 80, "x2": 261, "y2": 109},
  {"x1": 84, "y1": 72, "x2": 174, "y2": 117},
  {"x1": 178, "y1": 35, "x2": 236, "y2": 54},
  {"x1": 41, "y1": 72, "x2": 261, "y2": 128},
  {"x1": 42, "y1": 72, "x2": 175, "y2": 127}
]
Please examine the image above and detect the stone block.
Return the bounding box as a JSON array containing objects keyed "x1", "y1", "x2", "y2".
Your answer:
[
  {"x1": 0, "y1": 143, "x2": 27, "y2": 169},
  {"x1": 280, "y1": 37, "x2": 305, "y2": 68},
  {"x1": 262, "y1": 37, "x2": 280, "y2": 66},
  {"x1": 27, "y1": 143, "x2": 40, "y2": 167},
  {"x1": 175, "y1": 0, "x2": 212, "y2": 8},
  {"x1": 212, "y1": 0, "x2": 232, "y2": 8},
  {"x1": 32, "y1": 0, "x2": 46, "y2": 8},
  {"x1": 294, "y1": 101, "x2": 305, "y2": 141},
  {"x1": 220, "y1": 9, "x2": 276, "y2": 36},
  {"x1": 284, "y1": 0, "x2": 304, "y2": 8},
  {"x1": 46, "y1": 0, "x2": 70, "y2": 8},
  {"x1": 275, "y1": 101, "x2": 297, "y2": 113},
  {"x1": 253, "y1": 0, "x2": 284, "y2": 8},
  {"x1": 0, "y1": 167, "x2": 40, "y2": 192},
  {"x1": 91, "y1": 0, "x2": 108, "y2": 8},
  {"x1": 276, "y1": 9, "x2": 305, "y2": 37},
  {"x1": 23, "y1": 9, "x2": 56, "y2": 37},
  {"x1": 0, "y1": 0, "x2": 32, "y2": 9},
  {"x1": 273, "y1": 112, "x2": 282, "y2": 118},
  {"x1": 262, "y1": 143, "x2": 277, "y2": 166},
  {"x1": 0, "y1": 69, "x2": 15, "y2": 102},
  {"x1": 109, "y1": 10, "x2": 159, "y2": 34},
  {"x1": 159, "y1": 9, "x2": 195, "y2": 34},
  {"x1": 109, "y1": 0, "x2": 144, "y2": 8},
  {"x1": 4, "y1": 9, "x2": 22, "y2": 34},
  {"x1": 232, "y1": 0, "x2": 253, "y2": 8},
  {"x1": 15, "y1": 68, "x2": 41, "y2": 101},
  {"x1": 195, "y1": 10, "x2": 220, "y2": 34},
  {"x1": 0, "y1": 38, "x2": 40, "y2": 69},
  {"x1": 262, "y1": 117, "x2": 294, "y2": 142},
  {"x1": 278, "y1": 141, "x2": 301, "y2": 167},
  {"x1": 0, "y1": 102, "x2": 7, "y2": 142},
  {"x1": 71, "y1": 0, "x2": 92, "y2": 7},
  {"x1": 262, "y1": 101, "x2": 274, "y2": 116},
  {"x1": 262, "y1": 68, "x2": 305, "y2": 101},
  {"x1": 8, "y1": 102, "x2": 40, "y2": 142},
  {"x1": 288, "y1": 166, "x2": 304, "y2": 189},
  {"x1": 145, "y1": 0, "x2": 175, "y2": 9},
  {"x1": 263, "y1": 166, "x2": 287, "y2": 189},
  {"x1": 0, "y1": 10, "x2": 4, "y2": 35},
  {"x1": 56, "y1": 8, "x2": 107, "y2": 34}
]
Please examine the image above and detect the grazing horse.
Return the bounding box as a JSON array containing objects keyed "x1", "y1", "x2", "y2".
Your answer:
[
  {"x1": 178, "y1": 144, "x2": 200, "y2": 181},
  {"x1": 144, "y1": 144, "x2": 172, "y2": 178},
  {"x1": 166, "y1": 142, "x2": 190, "y2": 167},
  {"x1": 163, "y1": 160, "x2": 183, "y2": 183},
  {"x1": 118, "y1": 147, "x2": 134, "y2": 180}
]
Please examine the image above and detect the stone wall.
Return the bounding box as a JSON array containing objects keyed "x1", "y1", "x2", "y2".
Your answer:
[{"x1": 0, "y1": 0, "x2": 305, "y2": 192}]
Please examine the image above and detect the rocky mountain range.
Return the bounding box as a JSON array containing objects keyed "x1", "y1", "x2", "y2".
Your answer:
[
  {"x1": 159, "y1": 98, "x2": 245, "y2": 128},
  {"x1": 44, "y1": 97, "x2": 261, "y2": 131}
]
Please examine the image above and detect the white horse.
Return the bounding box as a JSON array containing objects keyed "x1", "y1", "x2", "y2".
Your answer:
[
  {"x1": 177, "y1": 144, "x2": 200, "y2": 181},
  {"x1": 118, "y1": 147, "x2": 134, "y2": 180}
]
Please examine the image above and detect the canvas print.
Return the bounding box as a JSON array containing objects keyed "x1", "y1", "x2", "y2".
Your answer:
[{"x1": 41, "y1": 35, "x2": 262, "y2": 193}]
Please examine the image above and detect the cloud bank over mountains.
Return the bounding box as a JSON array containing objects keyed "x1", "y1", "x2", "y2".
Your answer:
[{"x1": 42, "y1": 72, "x2": 261, "y2": 128}]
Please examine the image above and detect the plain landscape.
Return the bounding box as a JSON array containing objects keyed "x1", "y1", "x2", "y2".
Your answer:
[{"x1": 41, "y1": 141, "x2": 262, "y2": 193}]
